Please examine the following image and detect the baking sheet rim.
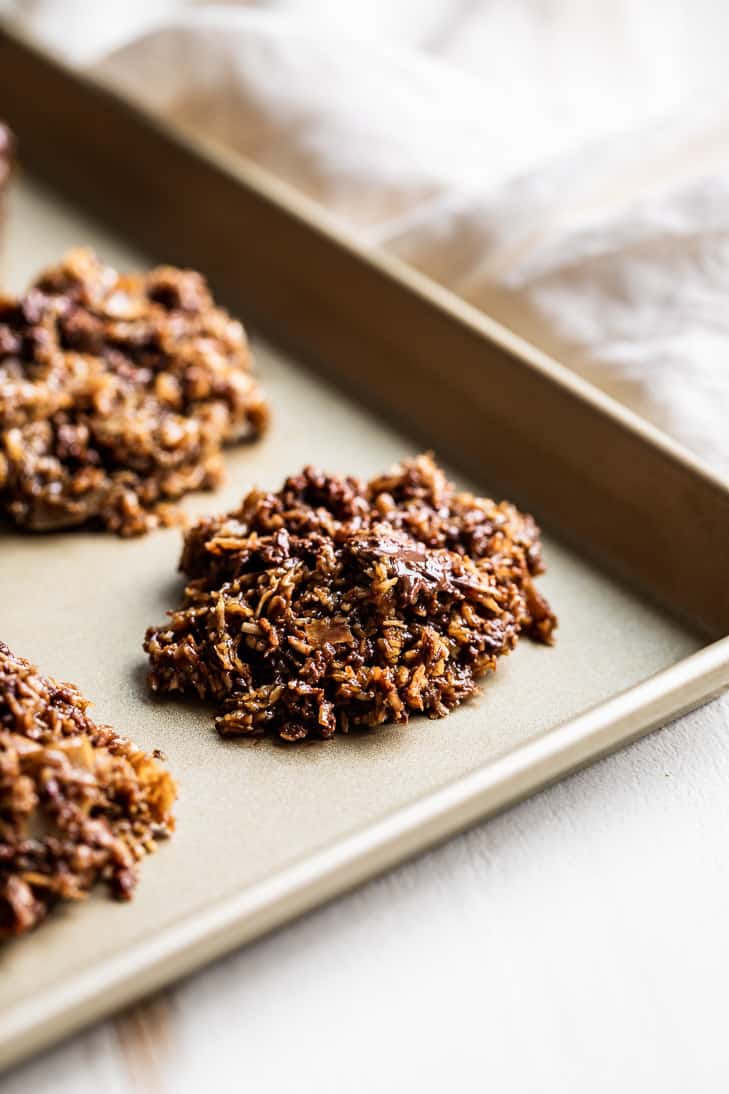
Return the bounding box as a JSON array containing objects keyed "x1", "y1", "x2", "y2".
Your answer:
[
  {"x1": 2, "y1": 25, "x2": 729, "y2": 1070},
  {"x1": 3, "y1": 635, "x2": 729, "y2": 1072},
  {"x1": 4, "y1": 22, "x2": 729, "y2": 505}
]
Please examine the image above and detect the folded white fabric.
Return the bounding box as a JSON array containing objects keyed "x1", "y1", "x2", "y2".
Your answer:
[{"x1": 4, "y1": 0, "x2": 729, "y2": 473}]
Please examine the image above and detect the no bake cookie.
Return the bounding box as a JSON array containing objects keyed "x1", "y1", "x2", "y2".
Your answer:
[
  {"x1": 144, "y1": 455, "x2": 556, "y2": 741},
  {"x1": 0, "y1": 642, "x2": 176, "y2": 939},
  {"x1": 0, "y1": 248, "x2": 268, "y2": 535}
]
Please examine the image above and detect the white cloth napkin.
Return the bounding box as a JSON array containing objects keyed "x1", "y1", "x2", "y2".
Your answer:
[{"x1": 5, "y1": 0, "x2": 729, "y2": 473}]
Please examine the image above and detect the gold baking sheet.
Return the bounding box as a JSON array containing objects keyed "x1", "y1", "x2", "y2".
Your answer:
[{"x1": 3, "y1": 175, "x2": 725, "y2": 1071}]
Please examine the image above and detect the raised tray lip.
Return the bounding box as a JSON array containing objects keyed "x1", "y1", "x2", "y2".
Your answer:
[
  {"x1": 2, "y1": 20, "x2": 728, "y2": 503},
  {"x1": 2, "y1": 22, "x2": 729, "y2": 1074},
  {"x1": 3, "y1": 635, "x2": 729, "y2": 1071},
  {"x1": 4, "y1": 23, "x2": 729, "y2": 638}
]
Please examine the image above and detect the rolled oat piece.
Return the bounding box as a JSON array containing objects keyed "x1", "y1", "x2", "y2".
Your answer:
[
  {"x1": 145, "y1": 454, "x2": 556, "y2": 742},
  {"x1": 0, "y1": 642, "x2": 176, "y2": 939},
  {"x1": 0, "y1": 248, "x2": 268, "y2": 535}
]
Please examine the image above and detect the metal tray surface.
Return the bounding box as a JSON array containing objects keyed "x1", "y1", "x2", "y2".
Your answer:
[{"x1": 0, "y1": 31, "x2": 728, "y2": 1072}]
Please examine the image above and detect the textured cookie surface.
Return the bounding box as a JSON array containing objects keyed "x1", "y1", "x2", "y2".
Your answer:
[
  {"x1": 0, "y1": 642, "x2": 176, "y2": 939},
  {"x1": 145, "y1": 455, "x2": 556, "y2": 741},
  {"x1": 0, "y1": 249, "x2": 268, "y2": 535}
]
